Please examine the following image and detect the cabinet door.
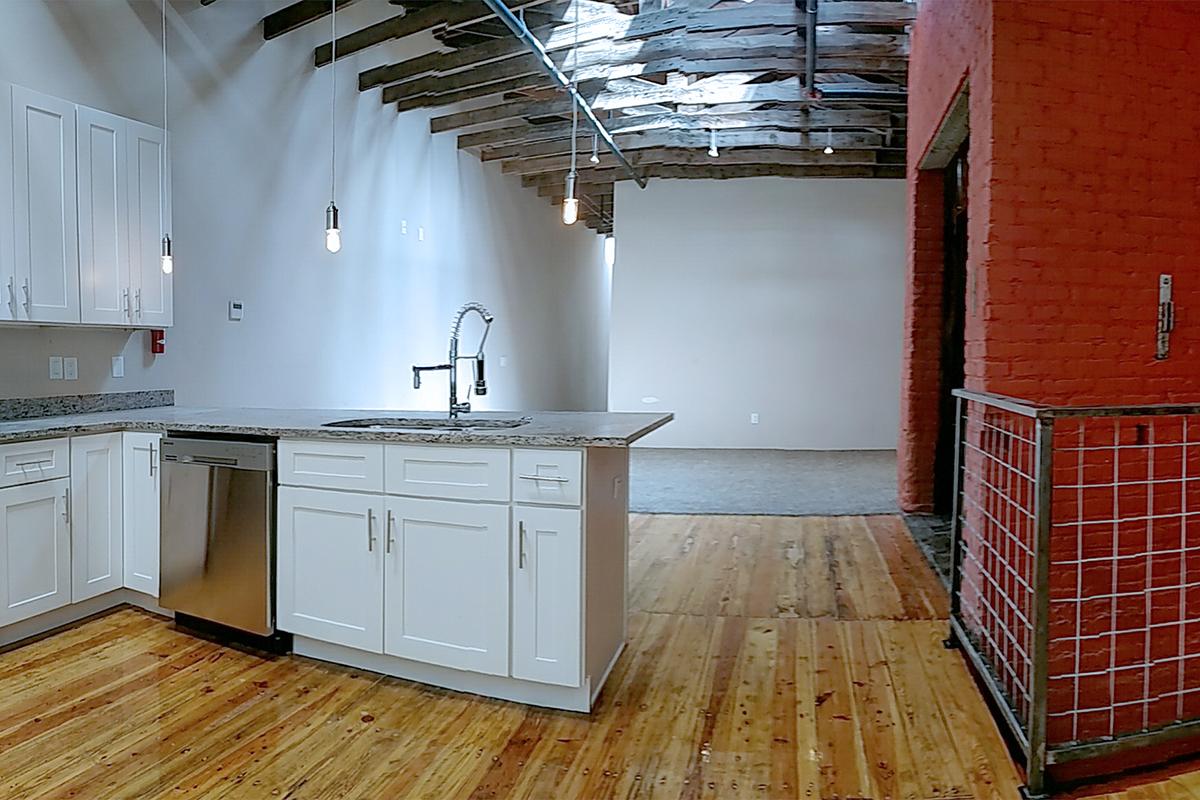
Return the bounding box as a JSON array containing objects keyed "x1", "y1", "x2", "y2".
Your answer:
[
  {"x1": 126, "y1": 121, "x2": 171, "y2": 328},
  {"x1": 512, "y1": 506, "x2": 582, "y2": 687},
  {"x1": 384, "y1": 497, "x2": 509, "y2": 675},
  {"x1": 0, "y1": 83, "x2": 14, "y2": 322},
  {"x1": 277, "y1": 486, "x2": 383, "y2": 652},
  {"x1": 70, "y1": 433, "x2": 124, "y2": 602},
  {"x1": 77, "y1": 108, "x2": 130, "y2": 326},
  {"x1": 0, "y1": 478, "x2": 71, "y2": 627},
  {"x1": 12, "y1": 86, "x2": 79, "y2": 323},
  {"x1": 122, "y1": 432, "x2": 160, "y2": 597}
]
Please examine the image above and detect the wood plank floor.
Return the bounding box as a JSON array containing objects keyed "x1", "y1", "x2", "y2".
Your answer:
[{"x1": 0, "y1": 514, "x2": 1032, "y2": 799}]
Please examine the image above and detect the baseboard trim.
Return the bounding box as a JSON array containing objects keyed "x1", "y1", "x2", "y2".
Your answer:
[
  {"x1": 293, "y1": 636, "x2": 597, "y2": 713},
  {"x1": 0, "y1": 589, "x2": 171, "y2": 651}
]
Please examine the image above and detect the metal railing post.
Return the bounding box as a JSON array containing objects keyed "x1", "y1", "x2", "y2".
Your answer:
[
  {"x1": 1023, "y1": 415, "x2": 1055, "y2": 799},
  {"x1": 945, "y1": 394, "x2": 967, "y2": 647}
]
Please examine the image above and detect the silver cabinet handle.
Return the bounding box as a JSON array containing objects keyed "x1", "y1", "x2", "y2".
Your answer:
[
  {"x1": 5, "y1": 277, "x2": 15, "y2": 317},
  {"x1": 135, "y1": 288, "x2": 142, "y2": 319},
  {"x1": 15, "y1": 459, "x2": 52, "y2": 471},
  {"x1": 518, "y1": 520, "x2": 527, "y2": 569},
  {"x1": 367, "y1": 510, "x2": 377, "y2": 552},
  {"x1": 149, "y1": 442, "x2": 158, "y2": 477},
  {"x1": 21, "y1": 279, "x2": 30, "y2": 315},
  {"x1": 517, "y1": 474, "x2": 570, "y2": 483},
  {"x1": 386, "y1": 510, "x2": 396, "y2": 554},
  {"x1": 123, "y1": 288, "x2": 131, "y2": 322},
  {"x1": 62, "y1": 489, "x2": 71, "y2": 526}
]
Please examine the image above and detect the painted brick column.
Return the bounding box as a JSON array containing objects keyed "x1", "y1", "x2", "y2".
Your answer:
[{"x1": 897, "y1": 169, "x2": 944, "y2": 512}]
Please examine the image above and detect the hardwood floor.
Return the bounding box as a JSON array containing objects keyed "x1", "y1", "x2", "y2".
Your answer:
[{"x1": 0, "y1": 514, "x2": 1029, "y2": 799}]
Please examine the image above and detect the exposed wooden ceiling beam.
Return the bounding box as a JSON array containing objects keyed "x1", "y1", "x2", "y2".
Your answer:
[
  {"x1": 263, "y1": 0, "x2": 357, "y2": 41},
  {"x1": 430, "y1": 97, "x2": 574, "y2": 133},
  {"x1": 591, "y1": 74, "x2": 903, "y2": 112}
]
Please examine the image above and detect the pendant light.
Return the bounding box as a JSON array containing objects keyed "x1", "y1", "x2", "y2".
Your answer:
[
  {"x1": 561, "y1": 0, "x2": 580, "y2": 226},
  {"x1": 823, "y1": 127, "x2": 835, "y2": 155},
  {"x1": 325, "y1": 0, "x2": 342, "y2": 253},
  {"x1": 589, "y1": 133, "x2": 600, "y2": 165},
  {"x1": 159, "y1": 1, "x2": 173, "y2": 275},
  {"x1": 708, "y1": 129, "x2": 719, "y2": 158}
]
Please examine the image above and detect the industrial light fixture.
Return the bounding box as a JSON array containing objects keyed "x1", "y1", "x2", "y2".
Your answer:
[
  {"x1": 324, "y1": 0, "x2": 342, "y2": 253},
  {"x1": 562, "y1": 0, "x2": 581, "y2": 226},
  {"x1": 823, "y1": 127, "x2": 835, "y2": 155},
  {"x1": 159, "y1": 1, "x2": 173, "y2": 275},
  {"x1": 708, "y1": 129, "x2": 719, "y2": 158},
  {"x1": 589, "y1": 133, "x2": 600, "y2": 165}
]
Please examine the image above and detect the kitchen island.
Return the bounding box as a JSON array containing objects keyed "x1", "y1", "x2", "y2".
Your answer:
[{"x1": 0, "y1": 402, "x2": 671, "y2": 711}]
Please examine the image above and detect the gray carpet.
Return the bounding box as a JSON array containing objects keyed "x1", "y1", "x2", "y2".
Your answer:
[{"x1": 629, "y1": 448, "x2": 898, "y2": 516}]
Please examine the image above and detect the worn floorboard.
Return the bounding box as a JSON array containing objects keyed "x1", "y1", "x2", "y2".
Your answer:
[{"x1": 0, "y1": 514, "x2": 1030, "y2": 799}]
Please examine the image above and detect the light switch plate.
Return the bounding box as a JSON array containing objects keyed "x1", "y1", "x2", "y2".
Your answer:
[
  {"x1": 49, "y1": 356, "x2": 63, "y2": 380},
  {"x1": 229, "y1": 300, "x2": 244, "y2": 321},
  {"x1": 63, "y1": 357, "x2": 78, "y2": 381},
  {"x1": 111, "y1": 356, "x2": 125, "y2": 378}
]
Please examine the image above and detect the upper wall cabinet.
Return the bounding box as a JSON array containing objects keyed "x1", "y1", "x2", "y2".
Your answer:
[
  {"x1": 12, "y1": 86, "x2": 79, "y2": 324},
  {"x1": 2, "y1": 82, "x2": 172, "y2": 329}
]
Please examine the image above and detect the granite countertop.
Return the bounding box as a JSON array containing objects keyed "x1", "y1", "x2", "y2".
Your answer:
[{"x1": 0, "y1": 406, "x2": 673, "y2": 448}]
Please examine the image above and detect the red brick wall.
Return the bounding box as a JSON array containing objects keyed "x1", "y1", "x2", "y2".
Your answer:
[{"x1": 899, "y1": 0, "x2": 1200, "y2": 510}]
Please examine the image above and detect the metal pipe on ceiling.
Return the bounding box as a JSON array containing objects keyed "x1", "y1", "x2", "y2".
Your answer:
[
  {"x1": 804, "y1": 0, "x2": 818, "y2": 98},
  {"x1": 480, "y1": 0, "x2": 648, "y2": 188}
]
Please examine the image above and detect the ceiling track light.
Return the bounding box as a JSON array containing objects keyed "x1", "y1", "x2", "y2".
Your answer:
[
  {"x1": 159, "y1": 1, "x2": 173, "y2": 275},
  {"x1": 823, "y1": 127, "x2": 835, "y2": 155},
  {"x1": 325, "y1": 0, "x2": 342, "y2": 254},
  {"x1": 708, "y1": 129, "x2": 719, "y2": 158}
]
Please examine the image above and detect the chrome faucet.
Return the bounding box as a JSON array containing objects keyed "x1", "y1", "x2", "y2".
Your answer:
[{"x1": 412, "y1": 302, "x2": 494, "y2": 418}]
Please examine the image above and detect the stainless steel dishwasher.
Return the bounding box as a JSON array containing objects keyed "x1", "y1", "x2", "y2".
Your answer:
[{"x1": 159, "y1": 436, "x2": 280, "y2": 642}]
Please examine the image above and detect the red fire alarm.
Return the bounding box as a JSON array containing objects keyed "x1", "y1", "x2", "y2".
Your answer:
[{"x1": 150, "y1": 329, "x2": 166, "y2": 355}]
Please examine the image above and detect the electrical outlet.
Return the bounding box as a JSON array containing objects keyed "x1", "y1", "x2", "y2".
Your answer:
[
  {"x1": 401, "y1": 219, "x2": 408, "y2": 235},
  {"x1": 111, "y1": 356, "x2": 125, "y2": 378},
  {"x1": 63, "y1": 357, "x2": 78, "y2": 381},
  {"x1": 499, "y1": 355, "x2": 508, "y2": 367},
  {"x1": 418, "y1": 226, "x2": 425, "y2": 242},
  {"x1": 49, "y1": 356, "x2": 63, "y2": 380},
  {"x1": 750, "y1": 413, "x2": 760, "y2": 424}
]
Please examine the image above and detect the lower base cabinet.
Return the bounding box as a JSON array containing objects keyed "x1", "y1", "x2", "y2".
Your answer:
[
  {"x1": 511, "y1": 505, "x2": 582, "y2": 687},
  {"x1": 384, "y1": 497, "x2": 509, "y2": 675},
  {"x1": 0, "y1": 477, "x2": 72, "y2": 627},
  {"x1": 122, "y1": 432, "x2": 161, "y2": 597},
  {"x1": 70, "y1": 433, "x2": 124, "y2": 602},
  {"x1": 277, "y1": 486, "x2": 383, "y2": 652}
]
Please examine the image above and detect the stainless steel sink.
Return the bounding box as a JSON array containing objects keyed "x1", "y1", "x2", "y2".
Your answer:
[{"x1": 323, "y1": 416, "x2": 531, "y2": 431}]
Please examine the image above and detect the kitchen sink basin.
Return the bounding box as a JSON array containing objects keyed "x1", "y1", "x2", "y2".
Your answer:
[{"x1": 323, "y1": 416, "x2": 531, "y2": 431}]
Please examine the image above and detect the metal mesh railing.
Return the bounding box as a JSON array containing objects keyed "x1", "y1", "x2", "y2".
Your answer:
[{"x1": 949, "y1": 390, "x2": 1200, "y2": 798}]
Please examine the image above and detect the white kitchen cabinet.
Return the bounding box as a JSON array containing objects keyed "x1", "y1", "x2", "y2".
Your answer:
[
  {"x1": 0, "y1": 83, "x2": 14, "y2": 322},
  {"x1": 122, "y1": 432, "x2": 160, "y2": 597},
  {"x1": 77, "y1": 107, "x2": 130, "y2": 326},
  {"x1": 12, "y1": 86, "x2": 79, "y2": 324},
  {"x1": 0, "y1": 477, "x2": 72, "y2": 627},
  {"x1": 126, "y1": 120, "x2": 171, "y2": 328},
  {"x1": 384, "y1": 497, "x2": 509, "y2": 675},
  {"x1": 512, "y1": 505, "x2": 582, "y2": 687},
  {"x1": 277, "y1": 486, "x2": 383, "y2": 652},
  {"x1": 70, "y1": 433, "x2": 124, "y2": 602}
]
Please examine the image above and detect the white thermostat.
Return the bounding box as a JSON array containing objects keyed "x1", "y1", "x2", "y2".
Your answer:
[{"x1": 229, "y1": 300, "x2": 244, "y2": 321}]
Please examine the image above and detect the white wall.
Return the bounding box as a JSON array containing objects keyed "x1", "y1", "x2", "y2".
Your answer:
[
  {"x1": 608, "y1": 178, "x2": 904, "y2": 449},
  {"x1": 0, "y1": 0, "x2": 609, "y2": 412}
]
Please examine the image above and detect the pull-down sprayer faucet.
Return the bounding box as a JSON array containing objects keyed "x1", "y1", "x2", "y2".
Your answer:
[{"x1": 412, "y1": 302, "x2": 494, "y2": 417}]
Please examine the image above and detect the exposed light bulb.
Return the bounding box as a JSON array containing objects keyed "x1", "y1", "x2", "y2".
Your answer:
[
  {"x1": 160, "y1": 234, "x2": 173, "y2": 275},
  {"x1": 708, "y1": 129, "x2": 719, "y2": 158},
  {"x1": 325, "y1": 202, "x2": 341, "y2": 253},
  {"x1": 823, "y1": 127, "x2": 834, "y2": 155},
  {"x1": 562, "y1": 171, "x2": 578, "y2": 226},
  {"x1": 589, "y1": 133, "x2": 600, "y2": 164},
  {"x1": 562, "y1": 197, "x2": 579, "y2": 226},
  {"x1": 604, "y1": 235, "x2": 615, "y2": 269},
  {"x1": 823, "y1": 144, "x2": 834, "y2": 155}
]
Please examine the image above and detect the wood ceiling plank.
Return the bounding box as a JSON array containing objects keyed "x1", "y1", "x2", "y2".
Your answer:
[{"x1": 263, "y1": 0, "x2": 358, "y2": 41}]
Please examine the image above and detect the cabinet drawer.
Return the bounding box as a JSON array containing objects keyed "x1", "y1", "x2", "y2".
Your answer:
[
  {"x1": 278, "y1": 440, "x2": 384, "y2": 493},
  {"x1": 384, "y1": 445, "x2": 509, "y2": 502},
  {"x1": 512, "y1": 449, "x2": 582, "y2": 507},
  {"x1": 0, "y1": 438, "x2": 70, "y2": 488}
]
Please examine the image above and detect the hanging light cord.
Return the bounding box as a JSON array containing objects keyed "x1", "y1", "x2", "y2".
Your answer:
[
  {"x1": 568, "y1": 0, "x2": 579, "y2": 178},
  {"x1": 160, "y1": 0, "x2": 167, "y2": 236},
  {"x1": 330, "y1": 0, "x2": 337, "y2": 204}
]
